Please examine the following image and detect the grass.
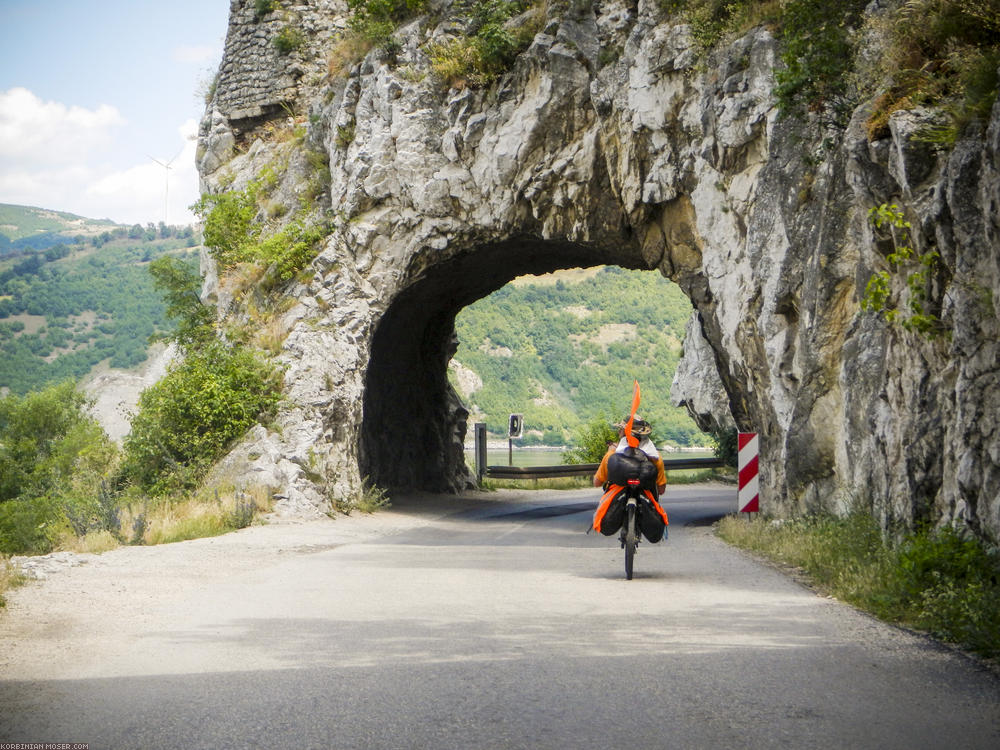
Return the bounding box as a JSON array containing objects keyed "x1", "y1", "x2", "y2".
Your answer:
[
  {"x1": 480, "y1": 476, "x2": 592, "y2": 491},
  {"x1": 0, "y1": 555, "x2": 26, "y2": 608},
  {"x1": 329, "y1": 476, "x2": 392, "y2": 515},
  {"x1": 717, "y1": 513, "x2": 1000, "y2": 662},
  {"x1": 56, "y1": 529, "x2": 121, "y2": 555},
  {"x1": 137, "y1": 486, "x2": 273, "y2": 545}
]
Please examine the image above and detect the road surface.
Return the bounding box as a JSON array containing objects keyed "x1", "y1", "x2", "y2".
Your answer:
[{"x1": 2, "y1": 483, "x2": 998, "y2": 749}]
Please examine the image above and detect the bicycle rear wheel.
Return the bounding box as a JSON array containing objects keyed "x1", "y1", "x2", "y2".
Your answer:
[{"x1": 624, "y1": 504, "x2": 637, "y2": 580}]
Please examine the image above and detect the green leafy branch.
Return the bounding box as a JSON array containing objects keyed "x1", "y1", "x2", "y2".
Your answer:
[{"x1": 861, "y1": 203, "x2": 947, "y2": 338}]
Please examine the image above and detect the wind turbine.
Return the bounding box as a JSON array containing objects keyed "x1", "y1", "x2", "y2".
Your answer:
[{"x1": 148, "y1": 148, "x2": 183, "y2": 225}]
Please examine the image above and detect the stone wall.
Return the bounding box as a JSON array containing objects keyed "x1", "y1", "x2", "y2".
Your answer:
[{"x1": 198, "y1": 0, "x2": 1000, "y2": 539}]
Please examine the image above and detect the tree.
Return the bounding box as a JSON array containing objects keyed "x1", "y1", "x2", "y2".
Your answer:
[
  {"x1": 0, "y1": 381, "x2": 99, "y2": 502},
  {"x1": 148, "y1": 256, "x2": 216, "y2": 350},
  {"x1": 563, "y1": 416, "x2": 619, "y2": 464}
]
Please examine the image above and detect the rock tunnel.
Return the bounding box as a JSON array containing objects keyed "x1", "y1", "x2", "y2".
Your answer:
[
  {"x1": 359, "y1": 236, "x2": 656, "y2": 493},
  {"x1": 198, "y1": 0, "x2": 1000, "y2": 535}
]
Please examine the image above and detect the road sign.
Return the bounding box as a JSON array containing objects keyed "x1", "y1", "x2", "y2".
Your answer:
[
  {"x1": 508, "y1": 414, "x2": 523, "y2": 438},
  {"x1": 738, "y1": 432, "x2": 759, "y2": 513}
]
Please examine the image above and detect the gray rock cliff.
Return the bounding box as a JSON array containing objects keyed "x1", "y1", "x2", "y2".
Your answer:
[{"x1": 197, "y1": 0, "x2": 999, "y2": 539}]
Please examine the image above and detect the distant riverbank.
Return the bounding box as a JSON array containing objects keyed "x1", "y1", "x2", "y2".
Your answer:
[{"x1": 464, "y1": 446, "x2": 714, "y2": 467}]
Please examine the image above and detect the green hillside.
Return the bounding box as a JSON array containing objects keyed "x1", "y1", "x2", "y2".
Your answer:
[
  {"x1": 0, "y1": 203, "x2": 120, "y2": 254},
  {"x1": 450, "y1": 266, "x2": 708, "y2": 447},
  {"x1": 0, "y1": 226, "x2": 200, "y2": 394}
]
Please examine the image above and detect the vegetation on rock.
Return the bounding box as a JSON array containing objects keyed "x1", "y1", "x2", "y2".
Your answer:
[
  {"x1": 861, "y1": 203, "x2": 947, "y2": 338},
  {"x1": 664, "y1": 0, "x2": 999, "y2": 131},
  {"x1": 192, "y1": 178, "x2": 328, "y2": 289},
  {"x1": 121, "y1": 255, "x2": 283, "y2": 495},
  {"x1": 427, "y1": 0, "x2": 544, "y2": 88}
]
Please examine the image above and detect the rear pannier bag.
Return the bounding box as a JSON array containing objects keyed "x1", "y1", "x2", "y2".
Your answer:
[
  {"x1": 598, "y1": 494, "x2": 626, "y2": 535},
  {"x1": 638, "y1": 496, "x2": 666, "y2": 543}
]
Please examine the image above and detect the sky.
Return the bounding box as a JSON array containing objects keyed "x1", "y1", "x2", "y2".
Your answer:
[{"x1": 0, "y1": 0, "x2": 231, "y2": 226}]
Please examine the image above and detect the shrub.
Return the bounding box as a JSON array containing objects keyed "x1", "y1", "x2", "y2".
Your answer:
[
  {"x1": 254, "y1": 0, "x2": 276, "y2": 20},
  {"x1": 427, "y1": 0, "x2": 542, "y2": 88},
  {"x1": 709, "y1": 426, "x2": 738, "y2": 467},
  {"x1": 274, "y1": 25, "x2": 306, "y2": 54},
  {"x1": 148, "y1": 256, "x2": 217, "y2": 350},
  {"x1": 660, "y1": 0, "x2": 783, "y2": 50},
  {"x1": 192, "y1": 184, "x2": 327, "y2": 286},
  {"x1": 122, "y1": 343, "x2": 283, "y2": 495},
  {"x1": 773, "y1": 0, "x2": 868, "y2": 119},
  {"x1": 347, "y1": 0, "x2": 428, "y2": 46},
  {"x1": 861, "y1": 204, "x2": 947, "y2": 338},
  {"x1": 256, "y1": 220, "x2": 329, "y2": 284},
  {"x1": 192, "y1": 187, "x2": 259, "y2": 268},
  {"x1": 0, "y1": 496, "x2": 63, "y2": 556},
  {"x1": 0, "y1": 381, "x2": 100, "y2": 502},
  {"x1": 563, "y1": 416, "x2": 619, "y2": 464}
]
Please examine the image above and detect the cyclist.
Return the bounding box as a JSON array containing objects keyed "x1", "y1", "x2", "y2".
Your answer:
[{"x1": 592, "y1": 416, "x2": 667, "y2": 496}]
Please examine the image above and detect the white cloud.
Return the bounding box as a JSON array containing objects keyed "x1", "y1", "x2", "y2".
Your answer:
[
  {"x1": 87, "y1": 120, "x2": 201, "y2": 225},
  {"x1": 172, "y1": 44, "x2": 219, "y2": 64},
  {"x1": 0, "y1": 90, "x2": 201, "y2": 226},
  {"x1": 0, "y1": 87, "x2": 125, "y2": 166}
]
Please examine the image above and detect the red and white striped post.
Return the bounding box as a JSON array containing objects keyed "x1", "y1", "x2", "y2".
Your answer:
[{"x1": 738, "y1": 432, "x2": 759, "y2": 515}]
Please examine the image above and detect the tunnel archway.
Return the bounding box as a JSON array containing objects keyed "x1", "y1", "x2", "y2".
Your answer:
[{"x1": 360, "y1": 236, "x2": 655, "y2": 492}]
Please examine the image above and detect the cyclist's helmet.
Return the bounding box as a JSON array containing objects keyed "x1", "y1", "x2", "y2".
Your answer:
[{"x1": 618, "y1": 415, "x2": 652, "y2": 439}]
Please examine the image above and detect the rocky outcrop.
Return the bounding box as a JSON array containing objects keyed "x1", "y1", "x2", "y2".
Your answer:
[{"x1": 197, "y1": 0, "x2": 999, "y2": 539}]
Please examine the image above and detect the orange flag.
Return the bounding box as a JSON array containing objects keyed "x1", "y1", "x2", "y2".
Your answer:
[{"x1": 623, "y1": 380, "x2": 641, "y2": 448}]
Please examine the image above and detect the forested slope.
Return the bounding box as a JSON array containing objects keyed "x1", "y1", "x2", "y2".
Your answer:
[
  {"x1": 0, "y1": 216, "x2": 199, "y2": 394},
  {"x1": 450, "y1": 266, "x2": 708, "y2": 446}
]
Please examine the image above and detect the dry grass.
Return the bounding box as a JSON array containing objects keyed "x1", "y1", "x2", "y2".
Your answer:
[
  {"x1": 254, "y1": 314, "x2": 292, "y2": 355},
  {"x1": 328, "y1": 32, "x2": 373, "y2": 78},
  {"x1": 0, "y1": 556, "x2": 26, "y2": 608},
  {"x1": 125, "y1": 484, "x2": 274, "y2": 547},
  {"x1": 56, "y1": 529, "x2": 121, "y2": 555}
]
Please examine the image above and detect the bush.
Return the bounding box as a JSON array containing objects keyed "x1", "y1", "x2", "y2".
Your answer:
[
  {"x1": 254, "y1": 0, "x2": 275, "y2": 21},
  {"x1": 0, "y1": 496, "x2": 63, "y2": 556},
  {"x1": 274, "y1": 25, "x2": 306, "y2": 54},
  {"x1": 710, "y1": 426, "x2": 738, "y2": 467},
  {"x1": 0, "y1": 381, "x2": 101, "y2": 502},
  {"x1": 347, "y1": 0, "x2": 428, "y2": 46},
  {"x1": 563, "y1": 416, "x2": 619, "y2": 464},
  {"x1": 191, "y1": 188, "x2": 259, "y2": 269},
  {"x1": 122, "y1": 343, "x2": 283, "y2": 495},
  {"x1": 148, "y1": 256, "x2": 217, "y2": 350},
  {"x1": 427, "y1": 0, "x2": 542, "y2": 87},
  {"x1": 192, "y1": 184, "x2": 327, "y2": 286}
]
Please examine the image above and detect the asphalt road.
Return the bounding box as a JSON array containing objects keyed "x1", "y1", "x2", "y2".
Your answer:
[{"x1": 2, "y1": 484, "x2": 998, "y2": 749}]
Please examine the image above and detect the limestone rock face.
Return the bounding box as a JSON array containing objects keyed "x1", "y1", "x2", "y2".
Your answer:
[{"x1": 198, "y1": 1, "x2": 1000, "y2": 538}]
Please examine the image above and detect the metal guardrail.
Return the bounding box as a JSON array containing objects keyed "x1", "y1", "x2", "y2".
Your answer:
[{"x1": 485, "y1": 456, "x2": 724, "y2": 480}]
